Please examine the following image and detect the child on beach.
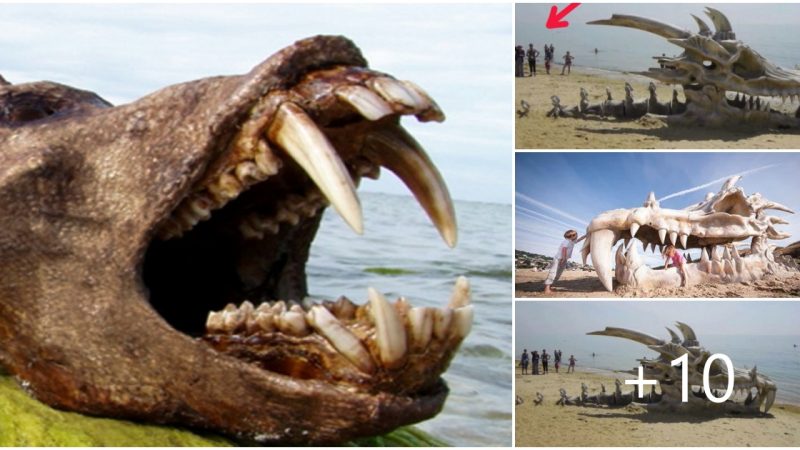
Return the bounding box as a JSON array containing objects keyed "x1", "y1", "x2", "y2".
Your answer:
[
  {"x1": 561, "y1": 51, "x2": 574, "y2": 75},
  {"x1": 663, "y1": 244, "x2": 689, "y2": 287},
  {"x1": 543, "y1": 229, "x2": 586, "y2": 294},
  {"x1": 568, "y1": 355, "x2": 576, "y2": 373},
  {"x1": 521, "y1": 349, "x2": 529, "y2": 374}
]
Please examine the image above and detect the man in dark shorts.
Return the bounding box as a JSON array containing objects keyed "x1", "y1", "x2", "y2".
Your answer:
[
  {"x1": 541, "y1": 349, "x2": 549, "y2": 374},
  {"x1": 521, "y1": 348, "x2": 529, "y2": 374},
  {"x1": 526, "y1": 43, "x2": 539, "y2": 77}
]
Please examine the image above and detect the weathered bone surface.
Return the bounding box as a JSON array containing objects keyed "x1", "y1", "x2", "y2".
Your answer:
[
  {"x1": 559, "y1": 323, "x2": 777, "y2": 415},
  {"x1": 0, "y1": 35, "x2": 471, "y2": 444},
  {"x1": 548, "y1": 7, "x2": 800, "y2": 128},
  {"x1": 581, "y1": 176, "x2": 795, "y2": 291}
]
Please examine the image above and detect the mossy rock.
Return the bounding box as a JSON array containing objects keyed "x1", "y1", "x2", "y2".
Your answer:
[{"x1": 0, "y1": 374, "x2": 444, "y2": 446}]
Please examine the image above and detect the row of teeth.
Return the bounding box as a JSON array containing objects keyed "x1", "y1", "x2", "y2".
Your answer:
[
  {"x1": 728, "y1": 91, "x2": 800, "y2": 105},
  {"x1": 158, "y1": 74, "x2": 456, "y2": 247},
  {"x1": 205, "y1": 276, "x2": 472, "y2": 373},
  {"x1": 628, "y1": 223, "x2": 691, "y2": 249},
  {"x1": 238, "y1": 191, "x2": 325, "y2": 240}
]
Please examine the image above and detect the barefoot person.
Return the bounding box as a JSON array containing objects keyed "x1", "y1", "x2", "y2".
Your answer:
[
  {"x1": 567, "y1": 354, "x2": 577, "y2": 373},
  {"x1": 663, "y1": 244, "x2": 689, "y2": 287},
  {"x1": 543, "y1": 229, "x2": 586, "y2": 294},
  {"x1": 561, "y1": 51, "x2": 574, "y2": 75}
]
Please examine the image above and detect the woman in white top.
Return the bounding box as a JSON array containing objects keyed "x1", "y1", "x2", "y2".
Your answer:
[{"x1": 543, "y1": 229, "x2": 586, "y2": 294}]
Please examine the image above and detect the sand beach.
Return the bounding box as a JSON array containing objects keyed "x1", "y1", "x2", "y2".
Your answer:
[
  {"x1": 515, "y1": 366, "x2": 800, "y2": 447},
  {"x1": 515, "y1": 269, "x2": 800, "y2": 298},
  {"x1": 515, "y1": 66, "x2": 800, "y2": 149}
]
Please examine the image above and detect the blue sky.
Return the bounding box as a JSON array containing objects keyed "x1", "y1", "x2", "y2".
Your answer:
[
  {"x1": 516, "y1": 152, "x2": 800, "y2": 266},
  {"x1": 516, "y1": 301, "x2": 800, "y2": 338},
  {"x1": 0, "y1": 4, "x2": 510, "y2": 204}
]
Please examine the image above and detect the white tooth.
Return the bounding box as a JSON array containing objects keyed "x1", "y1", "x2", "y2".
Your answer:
[
  {"x1": 255, "y1": 311, "x2": 275, "y2": 332},
  {"x1": 629, "y1": 223, "x2": 640, "y2": 238},
  {"x1": 367, "y1": 287, "x2": 408, "y2": 368},
  {"x1": 270, "y1": 301, "x2": 286, "y2": 315},
  {"x1": 254, "y1": 140, "x2": 281, "y2": 176},
  {"x1": 277, "y1": 310, "x2": 309, "y2": 336},
  {"x1": 723, "y1": 247, "x2": 732, "y2": 260},
  {"x1": 335, "y1": 85, "x2": 394, "y2": 121},
  {"x1": 408, "y1": 307, "x2": 434, "y2": 349},
  {"x1": 364, "y1": 126, "x2": 457, "y2": 247},
  {"x1": 400, "y1": 80, "x2": 446, "y2": 122},
  {"x1": 669, "y1": 231, "x2": 678, "y2": 245},
  {"x1": 255, "y1": 302, "x2": 271, "y2": 313},
  {"x1": 208, "y1": 173, "x2": 242, "y2": 203},
  {"x1": 206, "y1": 311, "x2": 224, "y2": 333},
  {"x1": 433, "y1": 307, "x2": 453, "y2": 340},
  {"x1": 222, "y1": 309, "x2": 244, "y2": 333},
  {"x1": 235, "y1": 161, "x2": 262, "y2": 185},
  {"x1": 369, "y1": 77, "x2": 418, "y2": 109},
  {"x1": 240, "y1": 300, "x2": 255, "y2": 316},
  {"x1": 448, "y1": 276, "x2": 471, "y2": 308},
  {"x1": 267, "y1": 102, "x2": 363, "y2": 234},
  {"x1": 451, "y1": 305, "x2": 473, "y2": 340},
  {"x1": 711, "y1": 246, "x2": 721, "y2": 261},
  {"x1": 308, "y1": 306, "x2": 375, "y2": 374},
  {"x1": 700, "y1": 247, "x2": 710, "y2": 263},
  {"x1": 590, "y1": 229, "x2": 617, "y2": 292},
  {"x1": 658, "y1": 228, "x2": 667, "y2": 244},
  {"x1": 679, "y1": 233, "x2": 688, "y2": 249},
  {"x1": 724, "y1": 259, "x2": 735, "y2": 276},
  {"x1": 189, "y1": 196, "x2": 212, "y2": 221},
  {"x1": 732, "y1": 246, "x2": 742, "y2": 260}
]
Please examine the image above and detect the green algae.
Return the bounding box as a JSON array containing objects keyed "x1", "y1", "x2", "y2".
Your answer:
[
  {"x1": 0, "y1": 374, "x2": 445, "y2": 446},
  {"x1": 364, "y1": 267, "x2": 418, "y2": 276}
]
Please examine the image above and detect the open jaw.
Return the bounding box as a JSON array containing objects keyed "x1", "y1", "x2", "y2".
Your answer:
[
  {"x1": 549, "y1": 7, "x2": 800, "y2": 127},
  {"x1": 0, "y1": 36, "x2": 470, "y2": 445},
  {"x1": 581, "y1": 176, "x2": 794, "y2": 291},
  {"x1": 559, "y1": 322, "x2": 777, "y2": 414},
  {"x1": 142, "y1": 60, "x2": 472, "y2": 398}
]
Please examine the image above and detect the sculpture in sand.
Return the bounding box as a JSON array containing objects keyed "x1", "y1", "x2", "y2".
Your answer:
[
  {"x1": 547, "y1": 7, "x2": 800, "y2": 128},
  {"x1": 581, "y1": 176, "x2": 795, "y2": 291},
  {"x1": 558, "y1": 322, "x2": 777, "y2": 415}
]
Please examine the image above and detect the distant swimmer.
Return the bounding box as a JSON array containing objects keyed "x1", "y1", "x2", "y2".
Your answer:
[
  {"x1": 592, "y1": 352, "x2": 596, "y2": 358},
  {"x1": 594, "y1": 48, "x2": 598, "y2": 54}
]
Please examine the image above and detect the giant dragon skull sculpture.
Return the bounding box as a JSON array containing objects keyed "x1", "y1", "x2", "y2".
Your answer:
[
  {"x1": 582, "y1": 176, "x2": 794, "y2": 291},
  {"x1": 558, "y1": 322, "x2": 777, "y2": 415},
  {"x1": 0, "y1": 36, "x2": 473, "y2": 444},
  {"x1": 549, "y1": 7, "x2": 800, "y2": 128}
]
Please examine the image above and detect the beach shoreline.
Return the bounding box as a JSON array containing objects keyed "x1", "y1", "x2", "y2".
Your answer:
[
  {"x1": 515, "y1": 365, "x2": 800, "y2": 446},
  {"x1": 515, "y1": 66, "x2": 800, "y2": 149},
  {"x1": 515, "y1": 269, "x2": 800, "y2": 298}
]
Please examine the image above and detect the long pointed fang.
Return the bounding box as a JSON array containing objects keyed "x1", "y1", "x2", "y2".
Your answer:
[
  {"x1": 335, "y1": 85, "x2": 394, "y2": 121},
  {"x1": 367, "y1": 287, "x2": 408, "y2": 369}
]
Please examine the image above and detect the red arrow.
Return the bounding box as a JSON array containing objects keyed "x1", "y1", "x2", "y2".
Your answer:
[{"x1": 546, "y1": 3, "x2": 581, "y2": 29}]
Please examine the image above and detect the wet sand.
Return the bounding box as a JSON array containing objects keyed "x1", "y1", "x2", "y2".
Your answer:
[
  {"x1": 515, "y1": 269, "x2": 800, "y2": 298},
  {"x1": 515, "y1": 366, "x2": 800, "y2": 446},
  {"x1": 515, "y1": 66, "x2": 800, "y2": 149}
]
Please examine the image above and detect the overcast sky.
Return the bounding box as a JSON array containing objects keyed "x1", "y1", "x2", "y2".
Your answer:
[
  {"x1": 516, "y1": 301, "x2": 800, "y2": 339},
  {"x1": 0, "y1": 4, "x2": 510, "y2": 204},
  {"x1": 516, "y1": 152, "x2": 800, "y2": 266}
]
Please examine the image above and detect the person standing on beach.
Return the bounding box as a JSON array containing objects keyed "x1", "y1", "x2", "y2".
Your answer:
[
  {"x1": 515, "y1": 45, "x2": 525, "y2": 77},
  {"x1": 554, "y1": 350, "x2": 561, "y2": 373},
  {"x1": 568, "y1": 355, "x2": 577, "y2": 373},
  {"x1": 663, "y1": 244, "x2": 689, "y2": 287},
  {"x1": 543, "y1": 229, "x2": 586, "y2": 294},
  {"x1": 526, "y1": 43, "x2": 539, "y2": 77},
  {"x1": 532, "y1": 350, "x2": 540, "y2": 375},
  {"x1": 561, "y1": 51, "x2": 574, "y2": 75},
  {"x1": 521, "y1": 348, "x2": 529, "y2": 374},
  {"x1": 541, "y1": 349, "x2": 549, "y2": 374}
]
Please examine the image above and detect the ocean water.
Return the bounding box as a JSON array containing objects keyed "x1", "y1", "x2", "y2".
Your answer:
[
  {"x1": 519, "y1": 332, "x2": 800, "y2": 406},
  {"x1": 306, "y1": 192, "x2": 512, "y2": 446}
]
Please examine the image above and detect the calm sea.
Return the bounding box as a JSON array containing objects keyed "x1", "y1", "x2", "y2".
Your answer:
[
  {"x1": 519, "y1": 332, "x2": 800, "y2": 406},
  {"x1": 307, "y1": 192, "x2": 512, "y2": 447},
  {"x1": 519, "y1": 22, "x2": 800, "y2": 73}
]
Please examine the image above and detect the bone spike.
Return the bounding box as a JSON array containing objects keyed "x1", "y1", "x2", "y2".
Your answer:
[
  {"x1": 644, "y1": 191, "x2": 657, "y2": 207},
  {"x1": 433, "y1": 307, "x2": 453, "y2": 340},
  {"x1": 674, "y1": 322, "x2": 698, "y2": 343},
  {"x1": 690, "y1": 14, "x2": 712, "y2": 36},
  {"x1": 307, "y1": 306, "x2": 375, "y2": 374},
  {"x1": 722, "y1": 176, "x2": 741, "y2": 191},
  {"x1": 365, "y1": 126, "x2": 457, "y2": 247},
  {"x1": 765, "y1": 389, "x2": 776, "y2": 413},
  {"x1": 668, "y1": 231, "x2": 677, "y2": 246},
  {"x1": 451, "y1": 305, "x2": 473, "y2": 339},
  {"x1": 658, "y1": 229, "x2": 667, "y2": 244},
  {"x1": 666, "y1": 327, "x2": 681, "y2": 344},
  {"x1": 369, "y1": 77, "x2": 419, "y2": 109},
  {"x1": 448, "y1": 276, "x2": 471, "y2": 308},
  {"x1": 679, "y1": 233, "x2": 688, "y2": 249},
  {"x1": 629, "y1": 222, "x2": 640, "y2": 238},
  {"x1": 587, "y1": 327, "x2": 664, "y2": 346},
  {"x1": 367, "y1": 287, "x2": 407, "y2": 368},
  {"x1": 704, "y1": 7, "x2": 733, "y2": 34},
  {"x1": 590, "y1": 14, "x2": 690, "y2": 39},
  {"x1": 335, "y1": 85, "x2": 394, "y2": 121},
  {"x1": 408, "y1": 307, "x2": 434, "y2": 349},
  {"x1": 268, "y1": 102, "x2": 363, "y2": 234},
  {"x1": 590, "y1": 229, "x2": 617, "y2": 292}
]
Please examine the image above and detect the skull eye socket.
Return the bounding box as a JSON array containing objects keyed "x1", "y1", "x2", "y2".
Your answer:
[{"x1": 702, "y1": 60, "x2": 716, "y2": 70}]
